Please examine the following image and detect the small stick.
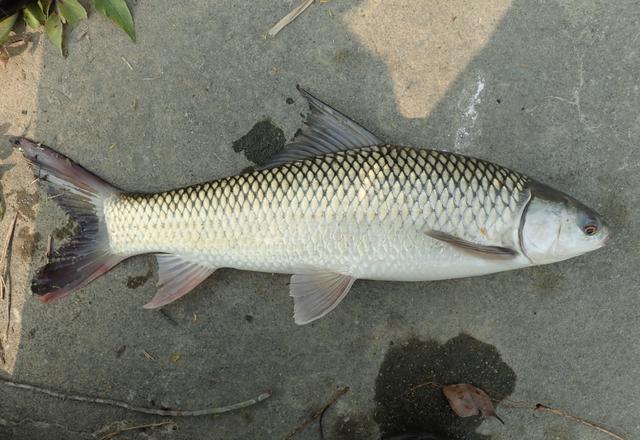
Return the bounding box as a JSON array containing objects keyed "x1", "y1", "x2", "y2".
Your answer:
[
  {"x1": 285, "y1": 386, "x2": 349, "y2": 440},
  {"x1": 121, "y1": 57, "x2": 134, "y2": 71},
  {"x1": 409, "y1": 381, "x2": 442, "y2": 392},
  {"x1": 46, "y1": 235, "x2": 53, "y2": 259},
  {"x1": 535, "y1": 404, "x2": 625, "y2": 440},
  {"x1": 267, "y1": 0, "x2": 314, "y2": 37},
  {"x1": 0, "y1": 212, "x2": 18, "y2": 301},
  {"x1": 0, "y1": 378, "x2": 271, "y2": 417},
  {"x1": 159, "y1": 309, "x2": 178, "y2": 327},
  {"x1": 98, "y1": 421, "x2": 175, "y2": 440},
  {"x1": 2, "y1": 213, "x2": 18, "y2": 339}
]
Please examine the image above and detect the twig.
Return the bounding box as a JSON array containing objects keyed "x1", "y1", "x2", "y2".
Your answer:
[
  {"x1": 98, "y1": 421, "x2": 175, "y2": 440},
  {"x1": 535, "y1": 404, "x2": 625, "y2": 440},
  {"x1": 285, "y1": 386, "x2": 349, "y2": 440},
  {"x1": 267, "y1": 0, "x2": 314, "y2": 37},
  {"x1": 159, "y1": 309, "x2": 178, "y2": 327},
  {"x1": 0, "y1": 212, "x2": 18, "y2": 301},
  {"x1": 409, "y1": 381, "x2": 442, "y2": 392},
  {"x1": 1, "y1": 212, "x2": 18, "y2": 344},
  {"x1": 121, "y1": 57, "x2": 134, "y2": 71},
  {"x1": 0, "y1": 378, "x2": 271, "y2": 417},
  {"x1": 46, "y1": 235, "x2": 53, "y2": 259}
]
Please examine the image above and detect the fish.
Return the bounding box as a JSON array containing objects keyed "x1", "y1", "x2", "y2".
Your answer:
[{"x1": 12, "y1": 86, "x2": 609, "y2": 325}]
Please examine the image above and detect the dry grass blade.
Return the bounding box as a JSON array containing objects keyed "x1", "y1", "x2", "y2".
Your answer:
[
  {"x1": 98, "y1": 421, "x2": 175, "y2": 440},
  {"x1": 285, "y1": 386, "x2": 349, "y2": 439},
  {"x1": 267, "y1": 0, "x2": 314, "y2": 37},
  {"x1": 535, "y1": 404, "x2": 625, "y2": 440},
  {"x1": 0, "y1": 378, "x2": 271, "y2": 417}
]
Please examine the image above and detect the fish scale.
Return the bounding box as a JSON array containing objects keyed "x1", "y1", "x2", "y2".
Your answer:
[{"x1": 104, "y1": 145, "x2": 530, "y2": 280}]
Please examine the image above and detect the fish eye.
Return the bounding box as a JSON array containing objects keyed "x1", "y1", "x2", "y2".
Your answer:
[{"x1": 582, "y1": 224, "x2": 598, "y2": 236}]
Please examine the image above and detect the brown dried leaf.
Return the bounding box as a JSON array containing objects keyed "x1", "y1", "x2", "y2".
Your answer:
[
  {"x1": 442, "y1": 383, "x2": 504, "y2": 424},
  {"x1": 169, "y1": 353, "x2": 181, "y2": 363}
]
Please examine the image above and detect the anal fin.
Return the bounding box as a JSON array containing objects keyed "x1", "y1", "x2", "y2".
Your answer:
[
  {"x1": 290, "y1": 271, "x2": 356, "y2": 325},
  {"x1": 143, "y1": 254, "x2": 216, "y2": 309}
]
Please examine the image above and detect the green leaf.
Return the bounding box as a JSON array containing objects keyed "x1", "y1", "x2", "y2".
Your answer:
[
  {"x1": 38, "y1": 0, "x2": 53, "y2": 16},
  {"x1": 24, "y1": 3, "x2": 47, "y2": 29},
  {"x1": 94, "y1": 0, "x2": 136, "y2": 41},
  {"x1": 0, "y1": 13, "x2": 18, "y2": 44},
  {"x1": 44, "y1": 12, "x2": 63, "y2": 56},
  {"x1": 57, "y1": 0, "x2": 87, "y2": 25}
]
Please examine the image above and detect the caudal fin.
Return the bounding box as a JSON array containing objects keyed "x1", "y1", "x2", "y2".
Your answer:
[{"x1": 12, "y1": 137, "x2": 124, "y2": 302}]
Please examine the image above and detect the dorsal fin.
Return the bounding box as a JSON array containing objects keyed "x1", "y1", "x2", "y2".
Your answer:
[{"x1": 260, "y1": 86, "x2": 383, "y2": 169}]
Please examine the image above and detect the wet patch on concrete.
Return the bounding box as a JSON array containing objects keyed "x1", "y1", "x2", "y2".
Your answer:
[
  {"x1": 232, "y1": 119, "x2": 286, "y2": 166},
  {"x1": 16, "y1": 227, "x2": 41, "y2": 259},
  {"x1": 126, "y1": 267, "x2": 154, "y2": 289},
  {"x1": 13, "y1": 188, "x2": 39, "y2": 220},
  {"x1": 333, "y1": 413, "x2": 377, "y2": 440},
  {"x1": 374, "y1": 334, "x2": 516, "y2": 440},
  {"x1": 53, "y1": 217, "x2": 80, "y2": 241}
]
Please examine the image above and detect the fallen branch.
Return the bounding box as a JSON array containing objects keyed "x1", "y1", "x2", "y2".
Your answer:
[
  {"x1": 267, "y1": 0, "x2": 314, "y2": 37},
  {"x1": 534, "y1": 404, "x2": 625, "y2": 440},
  {"x1": 98, "y1": 421, "x2": 175, "y2": 440},
  {"x1": 285, "y1": 386, "x2": 349, "y2": 440},
  {"x1": 0, "y1": 378, "x2": 271, "y2": 417}
]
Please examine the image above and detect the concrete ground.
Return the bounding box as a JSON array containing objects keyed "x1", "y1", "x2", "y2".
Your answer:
[{"x1": 0, "y1": 0, "x2": 638, "y2": 438}]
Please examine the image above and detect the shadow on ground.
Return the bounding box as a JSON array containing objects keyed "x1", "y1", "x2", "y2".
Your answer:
[{"x1": 1, "y1": 0, "x2": 638, "y2": 439}]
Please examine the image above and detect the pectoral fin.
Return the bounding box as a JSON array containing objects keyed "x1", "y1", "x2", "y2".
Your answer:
[
  {"x1": 289, "y1": 271, "x2": 356, "y2": 325},
  {"x1": 425, "y1": 230, "x2": 517, "y2": 258},
  {"x1": 143, "y1": 254, "x2": 216, "y2": 309}
]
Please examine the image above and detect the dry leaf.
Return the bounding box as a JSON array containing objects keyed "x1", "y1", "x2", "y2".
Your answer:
[
  {"x1": 192, "y1": 313, "x2": 198, "y2": 323},
  {"x1": 442, "y1": 383, "x2": 504, "y2": 424},
  {"x1": 170, "y1": 353, "x2": 181, "y2": 363}
]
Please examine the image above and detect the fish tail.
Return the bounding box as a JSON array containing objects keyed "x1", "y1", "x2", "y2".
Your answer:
[{"x1": 12, "y1": 137, "x2": 124, "y2": 302}]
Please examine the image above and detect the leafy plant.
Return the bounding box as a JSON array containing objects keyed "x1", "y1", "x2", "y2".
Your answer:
[{"x1": 0, "y1": 0, "x2": 135, "y2": 57}]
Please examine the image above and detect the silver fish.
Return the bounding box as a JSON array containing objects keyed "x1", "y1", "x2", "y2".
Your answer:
[{"x1": 14, "y1": 87, "x2": 609, "y2": 324}]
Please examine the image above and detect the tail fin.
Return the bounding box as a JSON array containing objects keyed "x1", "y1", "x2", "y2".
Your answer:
[{"x1": 12, "y1": 137, "x2": 124, "y2": 302}]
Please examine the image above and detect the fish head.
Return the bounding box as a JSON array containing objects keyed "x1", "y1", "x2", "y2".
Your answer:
[{"x1": 520, "y1": 181, "x2": 609, "y2": 264}]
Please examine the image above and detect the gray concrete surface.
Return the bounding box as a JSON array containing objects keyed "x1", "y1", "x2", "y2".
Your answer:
[{"x1": 0, "y1": 0, "x2": 638, "y2": 438}]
